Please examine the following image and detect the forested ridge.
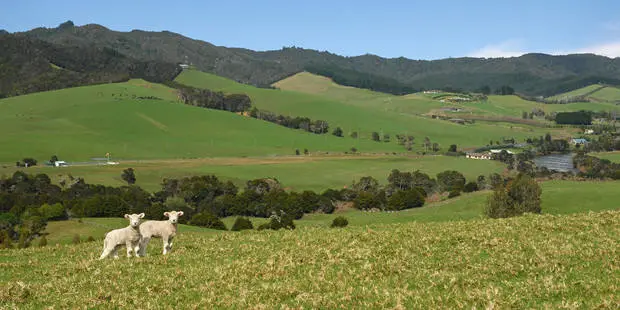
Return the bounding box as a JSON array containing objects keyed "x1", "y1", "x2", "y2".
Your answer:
[
  {"x1": 0, "y1": 31, "x2": 181, "y2": 97},
  {"x1": 13, "y1": 21, "x2": 620, "y2": 96}
]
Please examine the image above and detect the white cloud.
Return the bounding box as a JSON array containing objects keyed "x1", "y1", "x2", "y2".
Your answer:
[
  {"x1": 553, "y1": 42, "x2": 620, "y2": 58},
  {"x1": 468, "y1": 40, "x2": 526, "y2": 58},
  {"x1": 470, "y1": 40, "x2": 620, "y2": 59}
]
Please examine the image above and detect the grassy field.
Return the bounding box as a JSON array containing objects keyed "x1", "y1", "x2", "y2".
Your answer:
[
  {"x1": 547, "y1": 84, "x2": 603, "y2": 100},
  {"x1": 589, "y1": 86, "x2": 620, "y2": 102},
  {"x1": 176, "y1": 70, "x2": 577, "y2": 150},
  {"x1": 0, "y1": 155, "x2": 504, "y2": 192},
  {"x1": 594, "y1": 151, "x2": 620, "y2": 163},
  {"x1": 0, "y1": 79, "x2": 393, "y2": 162},
  {"x1": 549, "y1": 84, "x2": 620, "y2": 102},
  {"x1": 1, "y1": 210, "x2": 618, "y2": 308}
]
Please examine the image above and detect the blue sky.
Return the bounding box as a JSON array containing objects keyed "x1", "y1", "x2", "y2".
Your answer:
[{"x1": 2, "y1": 0, "x2": 620, "y2": 59}]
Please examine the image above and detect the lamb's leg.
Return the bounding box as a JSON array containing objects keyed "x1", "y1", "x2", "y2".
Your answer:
[
  {"x1": 133, "y1": 241, "x2": 141, "y2": 257},
  {"x1": 126, "y1": 241, "x2": 133, "y2": 257},
  {"x1": 99, "y1": 239, "x2": 111, "y2": 260},
  {"x1": 99, "y1": 247, "x2": 112, "y2": 260},
  {"x1": 112, "y1": 246, "x2": 119, "y2": 259},
  {"x1": 139, "y1": 236, "x2": 151, "y2": 257},
  {"x1": 162, "y1": 236, "x2": 170, "y2": 255},
  {"x1": 167, "y1": 236, "x2": 174, "y2": 253}
]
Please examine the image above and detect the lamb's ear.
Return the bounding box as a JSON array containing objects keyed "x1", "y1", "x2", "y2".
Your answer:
[
  {"x1": 138, "y1": 213, "x2": 145, "y2": 218},
  {"x1": 124, "y1": 214, "x2": 130, "y2": 219},
  {"x1": 164, "y1": 212, "x2": 170, "y2": 217},
  {"x1": 177, "y1": 211, "x2": 184, "y2": 217}
]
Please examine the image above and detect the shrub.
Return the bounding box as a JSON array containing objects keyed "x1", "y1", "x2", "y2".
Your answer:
[
  {"x1": 189, "y1": 212, "x2": 227, "y2": 230},
  {"x1": 387, "y1": 189, "x2": 425, "y2": 210},
  {"x1": 0, "y1": 230, "x2": 13, "y2": 249},
  {"x1": 486, "y1": 173, "x2": 542, "y2": 219},
  {"x1": 258, "y1": 213, "x2": 295, "y2": 231},
  {"x1": 72, "y1": 234, "x2": 81, "y2": 244},
  {"x1": 330, "y1": 216, "x2": 349, "y2": 228},
  {"x1": 18, "y1": 234, "x2": 29, "y2": 248},
  {"x1": 86, "y1": 236, "x2": 95, "y2": 242},
  {"x1": 39, "y1": 203, "x2": 66, "y2": 220},
  {"x1": 448, "y1": 190, "x2": 461, "y2": 198},
  {"x1": 231, "y1": 217, "x2": 254, "y2": 231},
  {"x1": 463, "y1": 181, "x2": 479, "y2": 193},
  {"x1": 38, "y1": 236, "x2": 48, "y2": 247}
]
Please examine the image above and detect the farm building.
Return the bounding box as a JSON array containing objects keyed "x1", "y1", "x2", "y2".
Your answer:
[
  {"x1": 466, "y1": 153, "x2": 491, "y2": 160},
  {"x1": 54, "y1": 161, "x2": 68, "y2": 167},
  {"x1": 571, "y1": 138, "x2": 588, "y2": 146},
  {"x1": 490, "y1": 149, "x2": 514, "y2": 155}
]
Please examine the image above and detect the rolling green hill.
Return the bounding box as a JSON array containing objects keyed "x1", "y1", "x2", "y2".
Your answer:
[
  {"x1": 0, "y1": 79, "x2": 390, "y2": 162},
  {"x1": 273, "y1": 72, "x2": 620, "y2": 125},
  {"x1": 549, "y1": 84, "x2": 620, "y2": 103},
  {"x1": 176, "y1": 70, "x2": 577, "y2": 150}
]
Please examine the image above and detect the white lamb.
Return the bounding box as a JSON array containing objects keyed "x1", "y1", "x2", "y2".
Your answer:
[
  {"x1": 138, "y1": 211, "x2": 184, "y2": 256},
  {"x1": 99, "y1": 213, "x2": 145, "y2": 260}
]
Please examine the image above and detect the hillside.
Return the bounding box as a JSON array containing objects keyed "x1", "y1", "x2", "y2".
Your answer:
[
  {"x1": 1, "y1": 210, "x2": 618, "y2": 308},
  {"x1": 275, "y1": 72, "x2": 620, "y2": 119},
  {"x1": 19, "y1": 21, "x2": 620, "y2": 96},
  {"x1": 176, "y1": 70, "x2": 577, "y2": 150},
  {"x1": 0, "y1": 80, "x2": 389, "y2": 162},
  {"x1": 549, "y1": 84, "x2": 620, "y2": 103},
  {"x1": 0, "y1": 33, "x2": 180, "y2": 97}
]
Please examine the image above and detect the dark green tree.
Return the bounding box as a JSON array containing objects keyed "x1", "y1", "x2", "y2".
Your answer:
[
  {"x1": 121, "y1": 168, "x2": 136, "y2": 185},
  {"x1": 332, "y1": 127, "x2": 343, "y2": 137}
]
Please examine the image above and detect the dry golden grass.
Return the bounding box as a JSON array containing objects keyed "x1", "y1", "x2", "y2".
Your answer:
[{"x1": 1, "y1": 211, "x2": 618, "y2": 309}]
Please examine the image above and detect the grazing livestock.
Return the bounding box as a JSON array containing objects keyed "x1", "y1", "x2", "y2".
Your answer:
[
  {"x1": 138, "y1": 211, "x2": 184, "y2": 256},
  {"x1": 99, "y1": 213, "x2": 145, "y2": 259}
]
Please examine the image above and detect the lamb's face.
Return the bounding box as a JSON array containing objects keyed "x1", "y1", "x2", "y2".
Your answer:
[
  {"x1": 164, "y1": 211, "x2": 184, "y2": 224},
  {"x1": 124, "y1": 213, "x2": 145, "y2": 228}
]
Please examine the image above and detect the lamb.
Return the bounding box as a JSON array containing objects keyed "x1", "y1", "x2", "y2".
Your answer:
[
  {"x1": 99, "y1": 213, "x2": 145, "y2": 260},
  {"x1": 138, "y1": 211, "x2": 184, "y2": 256}
]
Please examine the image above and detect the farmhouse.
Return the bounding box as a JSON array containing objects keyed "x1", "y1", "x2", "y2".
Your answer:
[
  {"x1": 466, "y1": 152, "x2": 491, "y2": 160},
  {"x1": 490, "y1": 149, "x2": 514, "y2": 155},
  {"x1": 571, "y1": 138, "x2": 588, "y2": 146},
  {"x1": 54, "y1": 161, "x2": 68, "y2": 167},
  {"x1": 179, "y1": 64, "x2": 190, "y2": 69},
  {"x1": 584, "y1": 129, "x2": 594, "y2": 135}
]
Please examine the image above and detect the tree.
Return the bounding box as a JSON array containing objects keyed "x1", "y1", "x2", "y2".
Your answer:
[
  {"x1": 332, "y1": 127, "x2": 343, "y2": 137},
  {"x1": 478, "y1": 85, "x2": 491, "y2": 95},
  {"x1": 485, "y1": 174, "x2": 542, "y2": 218},
  {"x1": 304, "y1": 148, "x2": 309, "y2": 155},
  {"x1": 121, "y1": 168, "x2": 136, "y2": 185},
  {"x1": 448, "y1": 144, "x2": 457, "y2": 153},
  {"x1": 230, "y1": 217, "x2": 254, "y2": 231},
  {"x1": 330, "y1": 216, "x2": 349, "y2": 228},
  {"x1": 387, "y1": 189, "x2": 425, "y2": 210},
  {"x1": 22, "y1": 158, "x2": 37, "y2": 167},
  {"x1": 383, "y1": 134, "x2": 391, "y2": 143},
  {"x1": 295, "y1": 149, "x2": 300, "y2": 156},
  {"x1": 495, "y1": 85, "x2": 514, "y2": 95},
  {"x1": 432, "y1": 143, "x2": 440, "y2": 152},
  {"x1": 522, "y1": 111, "x2": 528, "y2": 119},
  {"x1": 50, "y1": 155, "x2": 59, "y2": 164},
  {"x1": 190, "y1": 212, "x2": 227, "y2": 230},
  {"x1": 350, "y1": 131, "x2": 358, "y2": 139},
  {"x1": 436, "y1": 170, "x2": 466, "y2": 192},
  {"x1": 424, "y1": 137, "x2": 431, "y2": 151},
  {"x1": 371, "y1": 132, "x2": 380, "y2": 142},
  {"x1": 463, "y1": 181, "x2": 479, "y2": 193}
]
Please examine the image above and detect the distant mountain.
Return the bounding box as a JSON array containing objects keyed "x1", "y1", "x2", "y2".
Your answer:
[
  {"x1": 0, "y1": 33, "x2": 180, "y2": 97},
  {"x1": 15, "y1": 21, "x2": 620, "y2": 96}
]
